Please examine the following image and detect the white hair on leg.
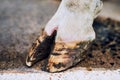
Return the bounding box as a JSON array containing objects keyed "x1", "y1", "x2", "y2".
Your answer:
[{"x1": 45, "y1": 0, "x2": 103, "y2": 43}]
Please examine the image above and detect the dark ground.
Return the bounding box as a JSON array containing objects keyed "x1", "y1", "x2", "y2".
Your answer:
[
  {"x1": 78, "y1": 18, "x2": 120, "y2": 69},
  {"x1": 0, "y1": 0, "x2": 120, "y2": 70}
]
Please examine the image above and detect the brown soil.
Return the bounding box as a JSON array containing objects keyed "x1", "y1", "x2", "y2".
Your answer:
[
  {"x1": 78, "y1": 18, "x2": 120, "y2": 69},
  {"x1": 0, "y1": 17, "x2": 119, "y2": 70}
]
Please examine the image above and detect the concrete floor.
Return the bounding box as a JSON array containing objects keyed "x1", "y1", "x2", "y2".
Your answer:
[
  {"x1": 0, "y1": 0, "x2": 59, "y2": 54},
  {"x1": 100, "y1": 1, "x2": 120, "y2": 21},
  {"x1": 0, "y1": 68, "x2": 120, "y2": 80}
]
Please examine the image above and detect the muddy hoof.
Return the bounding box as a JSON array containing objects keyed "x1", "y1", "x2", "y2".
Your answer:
[
  {"x1": 26, "y1": 30, "x2": 57, "y2": 67},
  {"x1": 44, "y1": 42, "x2": 91, "y2": 72}
]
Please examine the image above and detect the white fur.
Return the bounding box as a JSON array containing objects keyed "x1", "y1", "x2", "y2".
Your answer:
[{"x1": 45, "y1": 0, "x2": 103, "y2": 43}]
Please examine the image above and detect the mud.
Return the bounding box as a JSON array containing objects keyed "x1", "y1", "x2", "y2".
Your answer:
[
  {"x1": 0, "y1": 0, "x2": 120, "y2": 70},
  {"x1": 78, "y1": 18, "x2": 120, "y2": 69}
]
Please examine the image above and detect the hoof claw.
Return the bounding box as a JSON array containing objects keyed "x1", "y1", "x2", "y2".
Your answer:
[
  {"x1": 44, "y1": 42, "x2": 90, "y2": 72},
  {"x1": 25, "y1": 30, "x2": 57, "y2": 67}
]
